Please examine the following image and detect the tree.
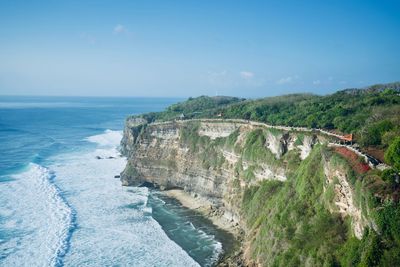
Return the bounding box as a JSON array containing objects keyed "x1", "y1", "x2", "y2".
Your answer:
[
  {"x1": 360, "y1": 120, "x2": 393, "y2": 146},
  {"x1": 385, "y1": 137, "x2": 400, "y2": 170}
]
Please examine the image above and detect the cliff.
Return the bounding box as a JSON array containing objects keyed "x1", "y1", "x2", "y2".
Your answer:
[
  {"x1": 122, "y1": 120, "x2": 318, "y2": 216},
  {"x1": 119, "y1": 118, "x2": 397, "y2": 266}
]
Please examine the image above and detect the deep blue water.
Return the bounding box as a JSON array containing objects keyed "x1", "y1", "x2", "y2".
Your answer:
[
  {"x1": 0, "y1": 96, "x2": 230, "y2": 267},
  {"x1": 0, "y1": 96, "x2": 176, "y2": 175}
]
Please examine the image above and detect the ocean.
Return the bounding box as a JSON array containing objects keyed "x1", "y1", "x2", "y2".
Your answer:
[{"x1": 0, "y1": 96, "x2": 231, "y2": 267}]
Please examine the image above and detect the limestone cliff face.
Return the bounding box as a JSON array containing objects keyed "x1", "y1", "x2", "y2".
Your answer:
[
  {"x1": 120, "y1": 117, "x2": 147, "y2": 155},
  {"x1": 323, "y1": 160, "x2": 367, "y2": 239},
  {"x1": 120, "y1": 119, "x2": 321, "y2": 224},
  {"x1": 120, "y1": 118, "x2": 368, "y2": 240}
]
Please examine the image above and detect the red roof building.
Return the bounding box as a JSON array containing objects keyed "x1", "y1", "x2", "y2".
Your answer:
[{"x1": 340, "y1": 134, "x2": 353, "y2": 142}]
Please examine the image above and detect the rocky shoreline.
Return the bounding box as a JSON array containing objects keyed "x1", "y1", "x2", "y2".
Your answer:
[
  {"x1": 164, "y1": 189, "x2": 240, "y2": 235},
  {"x1": 162, "y1": 189, "x2": 245, "y2": 266}
]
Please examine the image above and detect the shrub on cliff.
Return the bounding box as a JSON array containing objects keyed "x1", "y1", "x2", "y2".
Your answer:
[{"x1": 385, "y1": 137, "x2": 400, "y2": 170}]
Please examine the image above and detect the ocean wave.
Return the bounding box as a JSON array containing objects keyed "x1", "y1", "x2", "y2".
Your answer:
[
  {"x1": 198, "y1": 228, "x2": 223, "y2": 266},
  {"x1": 45, "y1": 165, "x2": 77, "y2": 267},
  {"x1": 0, "y1": 163, "x2": 75, "y2": 267},
  {"x1": 48, "y1": 139, "x2": 199, "y2": 267},
  {"x1": 85, "y1": 129, "x2": 122, "y2": 148},
  {"x1": 1, "y1": 128, "x2": 212, "y2": 266}
]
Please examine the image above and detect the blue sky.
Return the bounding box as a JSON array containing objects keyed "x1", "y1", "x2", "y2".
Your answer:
[{"x1": 0, "y1": 0, "x2": 399, "y2": 97}]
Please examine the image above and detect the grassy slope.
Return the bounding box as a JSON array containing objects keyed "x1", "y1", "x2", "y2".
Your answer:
[{"x1": 243, "y1": 145, "x2": 400, "y2": 267}]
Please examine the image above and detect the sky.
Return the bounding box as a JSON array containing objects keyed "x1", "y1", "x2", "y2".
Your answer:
[{"x1": 0, "y1": 0, "x2": 399, "y2": 98}]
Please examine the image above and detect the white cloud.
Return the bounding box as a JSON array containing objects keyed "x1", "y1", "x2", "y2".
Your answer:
[
  {"x1": 276, "y1": 75, "x2": 299, "y2": 85},
  {"x1": 113, "y1": 24, "x2": 128, "y2": 34},
  {"x1": 240, "y1": 71, "x2": 254, "y2": 80},
  {"x1": 339, "y1": 80, "x2": 347, "y2": 85},
  {"x1": 313, "y1": 80, "x2": 321, "y2": 85}
]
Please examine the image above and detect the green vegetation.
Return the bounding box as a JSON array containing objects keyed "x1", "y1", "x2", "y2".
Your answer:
[
  {"x1": 359, "y1": 120, "x2": 394, "y2": 147},
  {"x1": 137, "y1": 95, "x2": 244, "y2": 122},
  {"x1": 385, "y1": 137, "x2": 400, "y2": 170},
  {"x1": 294, "y1": 133, "x2": 305, "y2": 146},
  {"x1": 222, "y1": 84, "x2": 399, "y2": 133},
  {"x1": 225, "y1": 129, "x2": 240, "y2": 149},
  {"x1": 359, "y1": 109, "x2": 400, "y2": 148},
  {"x1": 127, "y1": 82, "x2": 400, "y2": 266},
  {"x1": 174, "y1": 123, "x2": 400, "y2": 266},
  {"x1": 219, "y1": 85, "x2": 400, "y2": 153},
  {"x1": 243, "y1": 146, "x2": 347, "y2": 266},
  {"x1": 242, "y1": 129, "x2": 279, "y2": 167},
  {"x1": 132, "y1": 82, "x2": 400, "y2": 162},
  {"x1": 179, "y1": 121, "x2": 226, "y2": 170},
  {"x1": 242, "y1": 146, "x2": 400, "y2": 266},
  {"x1": 173, "y1": 121, "x2": 400, "y2": 266}
]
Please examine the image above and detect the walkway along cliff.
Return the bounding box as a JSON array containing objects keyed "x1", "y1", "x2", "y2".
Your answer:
[{"x1": 120, "y1": 117, "x2": 398, "y2": 266}]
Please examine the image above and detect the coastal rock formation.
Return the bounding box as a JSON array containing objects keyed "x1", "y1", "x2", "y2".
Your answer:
[
  {"x1": 323, "y1": 161, "x2": 367, "y2": 239},
  {"x1": 120, "y1": 118, "x2": 374, "y2": 265},
  {"x1": 120, "y1": 117, "x2": 147, "y2": 155},
  {"x1": 121, "y1": 120, "x2": 319, "y2": 222}
]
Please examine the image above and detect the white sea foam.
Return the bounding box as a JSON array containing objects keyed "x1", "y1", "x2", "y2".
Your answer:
[
  {"x1": 0, "y1": 129, "x2": 208, "y2": 266},
  {"x1": 49, "y1": 130, "x2": 200, "y2": 266},
  {"x1": 85, "y1": 129, "x2": 122, "y2": 148},
  {"x1": 0, "y1": 163, "x2": 74, "y2": 267}
]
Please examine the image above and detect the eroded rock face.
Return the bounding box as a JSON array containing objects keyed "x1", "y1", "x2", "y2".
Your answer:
[
  {"x1": 120, "y1": 117, "x2": 147, "y2": 155},
  {"x1": 299, "y1": 135, "x2": 317, "y2": 160},
  {"x1": 120, "y1": 119, "x2": 321, "y2": 226},
  {"x1": 265, "y1": 131, "x2": 285, "y2": 159},
  {"x1": 121, "y1": 121, "x2": 239, "y2": 223},
  {"x1": 324, "y1": 161, "x2": 366, "y2": 239},
  {"x1": 198, "y1": 122, "x2": 239, "y2": 140},
  {"x1": 121, "y1": 118, "x2": 372, "y2": 263}
]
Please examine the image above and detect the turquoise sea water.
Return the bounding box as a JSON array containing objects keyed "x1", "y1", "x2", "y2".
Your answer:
[{"x1": 0, "y1": 96, "x2": 231, "y2": 267}]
